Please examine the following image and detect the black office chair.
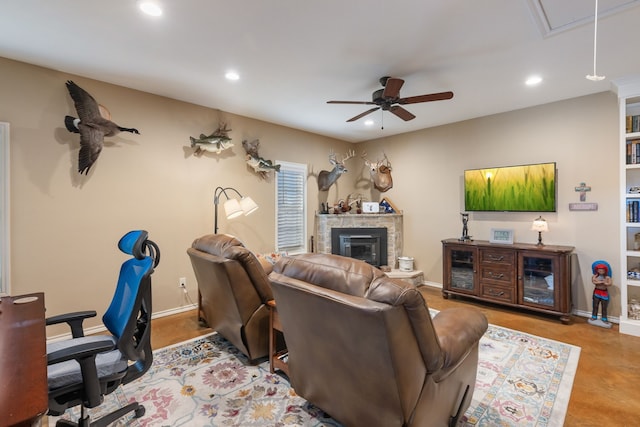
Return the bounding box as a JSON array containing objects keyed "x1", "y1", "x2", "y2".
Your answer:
[{"x1": 46, "y1": 230, "x2": 160, "y2": 427}]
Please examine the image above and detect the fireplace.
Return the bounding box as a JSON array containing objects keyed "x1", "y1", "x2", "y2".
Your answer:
[
  {"x1": 315, "y1": 213, "x2": 402, "y2": 268},
  {"x1": 331, "y1": 227, "x2": 387, "y2": 267}
]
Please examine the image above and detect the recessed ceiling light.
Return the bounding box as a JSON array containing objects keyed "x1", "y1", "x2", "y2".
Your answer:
[
  {"x1": 225, "y1": 71, "x2": 240, "y2": 81},
  {"x1": 139, "y1": 2, "x2": 162, "y2": 17},
  {"x1": 525, "y1": 75, "x2": 543, "y2": 86}
]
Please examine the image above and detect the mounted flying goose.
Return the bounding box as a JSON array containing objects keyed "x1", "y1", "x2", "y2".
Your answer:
[{"x1": 64, "y1": 80, "x2": 140, "y2": 174}]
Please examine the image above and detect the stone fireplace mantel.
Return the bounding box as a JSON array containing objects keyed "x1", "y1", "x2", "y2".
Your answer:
[{"x1": 315, "y1": 213, "x2": 403, "y2": 268}]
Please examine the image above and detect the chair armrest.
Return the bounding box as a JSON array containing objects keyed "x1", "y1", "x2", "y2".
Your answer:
[
  {"x1": 47, "y1": 337, "x2": 115, "y2": 408},
  {"x1": 47, "y1": 337, "x2": 115, "y2": 365},
  {"x1": 46, "y1": 310, "x2": 97, "y2": 338},
  {"x1": 432, "y1": 307, "x2": 488, "y2": 379}
]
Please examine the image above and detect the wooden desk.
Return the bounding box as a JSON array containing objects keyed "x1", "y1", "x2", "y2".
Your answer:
[
  {"x1": 267, "y1": 300, "x2": 289, "y2": 377},
  {"x1": 0, "y1": 293, "x2": 47, "y2": 426}
]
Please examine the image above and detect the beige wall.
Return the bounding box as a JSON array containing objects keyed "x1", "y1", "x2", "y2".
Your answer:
[
  {"x1": 0, "y1": 57, "x2": 350, "y2": 335},
  {"x1": 1, "y1": 56, "x2": 621, "y2": 334},
  {"x1": 358, "y1": 91, "x2": 619, "y2": 317}
]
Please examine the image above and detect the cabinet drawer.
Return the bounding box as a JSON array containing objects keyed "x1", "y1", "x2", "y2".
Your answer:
[
  {"x1": 479, "y1": 265, "x2": 515, "y2": 286},
  {"x1": 480, "y1": 249, "x2": 514, "y2": 265},
  {"x1": 481, "y1": 284, "x2": 514, "y2": 303}
]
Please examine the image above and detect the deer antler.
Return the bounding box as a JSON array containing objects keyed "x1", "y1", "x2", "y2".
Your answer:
[
  {"x1": 361, "y1": 151, "x2": 371, "y2": 167},
  {"x1": 328, "y1": 149, "x2": 337, "y2": 165},
  {"x1": 342, "y1": 149, "x2": 355, "y2": 163},
  {"x1": 381, "y1": 152, "x2": 391, "y2": 169}
]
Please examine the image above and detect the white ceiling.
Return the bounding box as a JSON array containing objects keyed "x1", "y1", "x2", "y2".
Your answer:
[{"x1": 1, "y1": 0, "x2": 639, "y2": 142}]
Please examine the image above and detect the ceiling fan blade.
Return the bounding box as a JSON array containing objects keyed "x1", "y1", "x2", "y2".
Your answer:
[
  {"x1": 347, "y1": 107, "x2": 380, "y2": 122},
  {"x1": 327, "y1": 100, "x2": 376, "y2": 105},
  {"x1": 382, "y1": 77, "x2": 404, "y2": 99},
  {"x1": 399, "y1": 91, "x2": 454, "y2": 104},
  {"x1": 389, "y1": 105, "x2": 415, "y2": 121}
]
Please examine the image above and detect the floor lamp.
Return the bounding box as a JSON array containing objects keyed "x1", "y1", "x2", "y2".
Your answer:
[{"x1": 214, "y1": 186, "x2": 258, "y2": 234}]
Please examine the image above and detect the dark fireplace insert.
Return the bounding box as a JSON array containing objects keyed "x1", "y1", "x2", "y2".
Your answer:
[{"x1": 331, "y1": 227, "x2": 387, "y2": 267}]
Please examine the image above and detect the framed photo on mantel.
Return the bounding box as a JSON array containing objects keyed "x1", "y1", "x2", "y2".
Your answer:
[{"x1": 490, "y1": 228, "x2": 514, "y2": 244}]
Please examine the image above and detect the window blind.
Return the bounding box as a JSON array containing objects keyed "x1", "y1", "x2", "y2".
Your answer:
[{"x1": 276, "y1": 161, "x2": 307, "y2": 253}]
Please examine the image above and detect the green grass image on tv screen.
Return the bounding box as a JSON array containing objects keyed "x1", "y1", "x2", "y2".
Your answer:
[{"x1": 464, "y1": 163, "x2": 555, "y2": 212}]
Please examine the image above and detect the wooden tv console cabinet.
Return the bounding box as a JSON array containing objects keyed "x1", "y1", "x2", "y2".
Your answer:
[{"x1": 442, "y1": 239, "x2": 574, "y2": 323}]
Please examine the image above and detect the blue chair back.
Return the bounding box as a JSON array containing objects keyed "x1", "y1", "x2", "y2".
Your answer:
[{"x1": 101, "y1": 230, "x2": 159, "y2": 383}]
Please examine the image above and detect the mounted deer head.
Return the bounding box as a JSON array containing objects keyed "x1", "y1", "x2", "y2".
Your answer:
[
  {"x1": 362, "y1": 152, "x2": 393, "y2": 192},
  {"x1": 318, "y1": 149, "x2": 355, "y2": 191}
]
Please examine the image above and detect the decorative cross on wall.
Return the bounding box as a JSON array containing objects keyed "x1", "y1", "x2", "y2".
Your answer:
[{"x1": 575, "y1": 182, "x2": 591, "y2": 202}]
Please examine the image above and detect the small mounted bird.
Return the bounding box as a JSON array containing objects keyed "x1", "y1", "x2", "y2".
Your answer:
[{"x1": 64, "y1": 80, "x2": 140, "y2": 174}]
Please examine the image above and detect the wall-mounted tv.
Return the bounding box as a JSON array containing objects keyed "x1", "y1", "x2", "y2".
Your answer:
[{"x1": 464, "y1": 162, "x2": 556, "y2": 212}]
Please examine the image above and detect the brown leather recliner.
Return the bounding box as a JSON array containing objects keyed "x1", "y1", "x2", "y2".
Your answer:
[
  {"x1": 187, "y1": 234, "x2": 274, "y2": 362},
  {"x1": 269, "y1": 253, "x2": 488, "y2": 427}
]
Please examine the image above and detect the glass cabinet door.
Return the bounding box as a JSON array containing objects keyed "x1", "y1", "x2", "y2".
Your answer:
[
  {"x1": 519, "y1": 252, "x2": 558, "y2": 309},
  {"x1": 447, "y1": 247, "x2": 477, "y2": 294}
]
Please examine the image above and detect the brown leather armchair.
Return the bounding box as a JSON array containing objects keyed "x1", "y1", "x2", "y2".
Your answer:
[
  {"x1": 269, "y1": 253, "x2": 488, "y2": 427},
  {"x1": 187, "y1": 234, "x2": 274, "y2": 362}
]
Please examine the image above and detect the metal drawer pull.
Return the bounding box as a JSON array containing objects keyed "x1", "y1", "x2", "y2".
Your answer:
[
  {"x1": 489, "y1": 255, "x2": 505, "y2": 261},
  {"x1": 488, "y1": 272, "x2": 504, "y2": 279}
]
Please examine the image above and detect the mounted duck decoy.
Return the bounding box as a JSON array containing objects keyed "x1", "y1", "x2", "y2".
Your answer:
[{"x1": 64, "y1": 80, "x2": 140, "y2": 174}]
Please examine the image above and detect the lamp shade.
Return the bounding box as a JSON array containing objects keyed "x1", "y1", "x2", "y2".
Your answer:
[
  {"x1": 223, "y1": 198, "x2": 243, "y2": 219},
  {"x1": 531, "y1": 216, "x2": 548, "y2": 232},
  {"x1": 239, "y1": 196, "x2": 259, "y2": 215}
]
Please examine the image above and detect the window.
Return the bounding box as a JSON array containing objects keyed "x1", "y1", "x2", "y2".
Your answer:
[
  {"x1": 0, "y1": 122, "x2": 9, "y2": 295},
  {"x1": 275, "y1": 161, "x2": 307, "y2": 254}
]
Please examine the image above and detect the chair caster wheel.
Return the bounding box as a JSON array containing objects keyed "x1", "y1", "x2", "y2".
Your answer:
[{"x1": 134, "y1": 405, "x2": 146, "y2": 418}]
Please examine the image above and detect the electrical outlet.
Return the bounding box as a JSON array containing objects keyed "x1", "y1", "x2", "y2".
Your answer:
[{"x1": 178, "y1": 277, "x2": 187, "y2": 288}]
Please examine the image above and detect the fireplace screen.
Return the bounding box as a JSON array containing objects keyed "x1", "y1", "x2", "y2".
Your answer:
[{"x1": 331, "y1": 227, "x2": 387, "y2": 267}]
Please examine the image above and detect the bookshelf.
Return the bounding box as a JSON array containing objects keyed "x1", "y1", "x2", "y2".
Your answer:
[{"x1": 614, "y1": 76, "x2": 640, "y2": 337}]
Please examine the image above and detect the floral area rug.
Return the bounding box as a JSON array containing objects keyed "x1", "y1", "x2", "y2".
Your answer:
[
  {"x1": 459, "y1": 323, "x2": 580, "y2": 427},
  {"x1": 50, "y1": 320, "x2": 580, "y2": 426},
  {"x1": 50, "y1": 332, "x2": 338, "y2": 427}
]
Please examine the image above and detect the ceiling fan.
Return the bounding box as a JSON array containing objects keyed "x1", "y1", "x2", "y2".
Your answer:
[{"x1": 327, "y1": 76, "x2": 453, "y2": 122}]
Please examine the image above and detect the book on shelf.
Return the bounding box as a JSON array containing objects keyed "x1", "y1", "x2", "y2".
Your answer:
[
  {"x1": 627, "y1": 139, "x2": 640, "y2": 164},
  {"x1": 628, "y1": 199, "x2": 640, "y2": 222},
  {"x1": 627, "y1": 115, "x2": 640, "y2": 133}
]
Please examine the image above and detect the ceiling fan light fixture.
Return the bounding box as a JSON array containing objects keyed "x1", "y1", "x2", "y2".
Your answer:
[{"x1": 327, "y1": 76, "x2": 454, "y2": 123}]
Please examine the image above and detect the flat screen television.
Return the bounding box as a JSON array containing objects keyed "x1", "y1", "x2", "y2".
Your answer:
[{"x1": 464, "y1": 162, "x2": 556, "y2": 212}]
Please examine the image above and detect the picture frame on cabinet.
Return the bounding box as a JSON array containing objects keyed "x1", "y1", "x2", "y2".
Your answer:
[{"x1": 490, "y1": 228, "x2": 514, "y2": 244}]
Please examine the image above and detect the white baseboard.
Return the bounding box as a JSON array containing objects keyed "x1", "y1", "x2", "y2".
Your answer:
[
  {"x1": 152, "y1": 304, "x2": 197, "y2": 319},
  {"x1": 572, "y1": 308, "x2": 619, "y2": 324},
  {"x1": 47, "y1": 303, "x2": 197, "y2": 343},
  {"x1": 421, "y1": 281, "x2": 443, "y2": 289},
  {"x1": 620, "y1": 319, "x2": 640, "y2": 335}
]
